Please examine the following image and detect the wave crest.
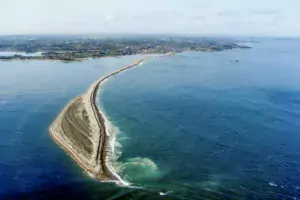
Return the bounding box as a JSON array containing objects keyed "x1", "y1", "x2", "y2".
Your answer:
[
  {"x1": 97, "y1": 75, "x2": 162, "y2": 186},
  {"x1": 118, "y1": 157, "x2": 161, "y2": 182}
]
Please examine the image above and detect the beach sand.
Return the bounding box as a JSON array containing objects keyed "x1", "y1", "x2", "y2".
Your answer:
[{"x1": 49, "y1": 58, "x2": 147, "y2": 186}]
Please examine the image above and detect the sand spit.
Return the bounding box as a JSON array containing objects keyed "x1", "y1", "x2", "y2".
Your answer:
[{"x1": 49, "y1": 58, "x2": 147, "y2": 186}]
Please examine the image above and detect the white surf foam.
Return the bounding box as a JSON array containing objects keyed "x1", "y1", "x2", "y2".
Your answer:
[
  {"x1": 96, "y1": 77, "x2": 162, "y2": 187},
  {"x1": 93, "y1": 56, "x2": 173, "y2": 187},
  {"x1": 269, "y1": 181, "x2": 278, "y2": 187},
  {"x1": 118, "y1": 157, "x2": 162, "y2": 182},
  {"x1": 96, "y1": 80, "x2": 131, "y2": 187},
  {"x1": 159, "y1": 191, "x2": 172, "y2": 196}
]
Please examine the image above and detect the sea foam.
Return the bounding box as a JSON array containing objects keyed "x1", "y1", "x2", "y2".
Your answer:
[{"x1": 96, "y1": 78, "x2": 162, "y2": 186}]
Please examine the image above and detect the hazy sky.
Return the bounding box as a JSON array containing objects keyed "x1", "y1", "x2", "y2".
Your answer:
[{"x1": 1, "y1": 0, "x2": 299, "y2": 36}]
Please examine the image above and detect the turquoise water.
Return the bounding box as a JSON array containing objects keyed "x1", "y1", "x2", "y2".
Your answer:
[
  {"x1": 0, "y1": 56, "x2": 146, "y2": 199},
  {"x1": 100, "y1": 39, "x2": 300, "y2": 199},
  {"x1": 1, "y1": 39, "x2": 300, "y2": 199}
]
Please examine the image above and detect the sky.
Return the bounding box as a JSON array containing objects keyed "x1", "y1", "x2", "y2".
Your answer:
[{"x1": 1, "y1": 0, "x2": 300, "y2": 36}]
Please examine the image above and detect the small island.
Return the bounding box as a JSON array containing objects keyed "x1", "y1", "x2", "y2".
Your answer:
[{"x1": 0, "y1": 35, "x2": 250, "y2": 61}]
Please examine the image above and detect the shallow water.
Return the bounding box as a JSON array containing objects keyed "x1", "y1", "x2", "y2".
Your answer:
[
  {"x1": 1, "y1": 39, "x2": 300, "y2": 199},
  {"x1": 100, "y1": 39, "x2": 300, "y2": 199},
  {"x1": 0, "y1": 55, "x2": 146, "y2": 199}
]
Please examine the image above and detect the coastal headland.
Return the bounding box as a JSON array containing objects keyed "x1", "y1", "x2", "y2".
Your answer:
[{"x1": 49, "y1": 58, "x2": 148, "y2": 186}]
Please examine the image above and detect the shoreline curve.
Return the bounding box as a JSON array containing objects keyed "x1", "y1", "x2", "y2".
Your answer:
[{"x1": 49, "y1": 57, "x2": 147, "y2": 186}]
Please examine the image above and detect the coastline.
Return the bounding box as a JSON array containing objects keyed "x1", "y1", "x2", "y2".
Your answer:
[
  {"x1": 0, "y1": 52, "x2": 174, "y2": 62},
  {"x1": 49, "y1": 57, "x2": 148, "y2": 186}
]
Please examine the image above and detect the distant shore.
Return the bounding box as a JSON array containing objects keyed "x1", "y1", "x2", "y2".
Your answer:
[
  {"x1": 0, "y1": 36, "x2": 250, "y2": 62},
  {"x1": 49, "y1": 57, "x2": 148, "y2": 185},
  {"x1": 0, "y1": 52, "x2": 170, "y2": 62}
]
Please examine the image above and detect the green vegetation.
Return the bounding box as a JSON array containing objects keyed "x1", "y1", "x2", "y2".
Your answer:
[{"x1": 0, "y1": 35, "x2": 250, "y2": 61}]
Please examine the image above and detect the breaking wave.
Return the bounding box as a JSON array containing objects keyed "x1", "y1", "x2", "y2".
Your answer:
[
  {"x1": 97, "y1": 84, "x2": 162, "y2": 186},
  {"x1": 117, "y1": 157, "x2": 162, "y2": 182}
]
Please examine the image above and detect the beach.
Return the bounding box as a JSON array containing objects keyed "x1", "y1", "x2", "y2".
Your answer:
[
  {"x1": 2, "y1": 40, "x2": 300, "y2": 199},
  {"x1": 49, "y1": 58, "x2": 147, "y2": 186}
]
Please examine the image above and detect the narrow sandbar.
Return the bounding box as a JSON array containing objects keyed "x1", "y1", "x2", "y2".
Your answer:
[{"x1": 49, "y1": 58, "x2": 147, "y2": 185}]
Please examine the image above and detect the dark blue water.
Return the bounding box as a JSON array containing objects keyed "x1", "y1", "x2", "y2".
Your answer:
[
  {"x1": 0, "y1": 56, "x2": 147, "y2": 199},
  {"x1": 100, "y1": 40, "x2": 300, "y2": 199},
  {"x1": 1, "y1": 39, "x2": 300, "y2": 199}
]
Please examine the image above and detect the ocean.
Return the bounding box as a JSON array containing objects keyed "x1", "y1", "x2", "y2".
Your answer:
[{"x1": 1, "y1": 39, "x2": 300, "y2": 199}]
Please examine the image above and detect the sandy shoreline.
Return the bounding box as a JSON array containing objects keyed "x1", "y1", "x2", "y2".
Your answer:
[{"x1": 49, "y1": 58, "x2": 147, "y2": 186}]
